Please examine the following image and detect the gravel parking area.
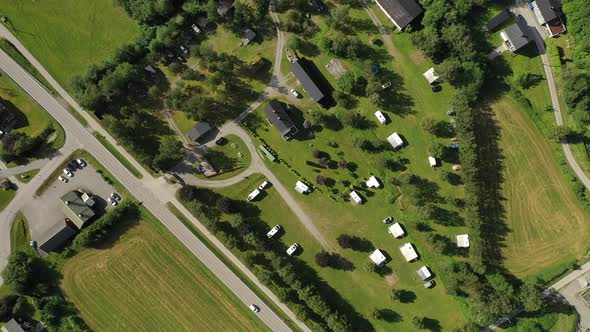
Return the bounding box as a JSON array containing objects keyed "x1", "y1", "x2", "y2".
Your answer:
[{"x1": 24, "y1": 161, "x2": 119, "y2": 246}]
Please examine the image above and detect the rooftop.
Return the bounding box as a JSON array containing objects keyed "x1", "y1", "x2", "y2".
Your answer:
[
  {"x1": 374, "y1": 0, "x2": 423, "y2": 30},
  {"x1": 416, "y1": 266, "x2": 432, "y2": 281},
  {"x1": 387, "y1": 132, "x2": 404, "y2": 149},
  {"x1": 422, "y1": 67, "x2": 439, "y2": 85},
  {"x1": 502, "y1": 18, "x2": 532, "y2": 51},
  {"x1": 389, "y1": 222, "x2": 405, "y2": 238},
  {"x1": 186, "y1": 122, "x2": 213, "y2": 142},
  {"x1": 533, "y1": 0, "x2": 562, "y2": 25},
  {"x1": 60, "y1": 190, "x2": 95, "y2": 229},
  {"x1": 291, "y1": 59, "x2": 326, "y2": 103},
  {"x1": 1, "y1": 319, "x2": 25, "y2": 332},
  {"x1": 369, "y1": 249, "x2": 387, "y2": 266},
  {"x1": 263, "y1": 100, "x2": 298, "y2": 140},
  {"x1": 399, "y1": 242, "x2": 418, "y2": 262}
]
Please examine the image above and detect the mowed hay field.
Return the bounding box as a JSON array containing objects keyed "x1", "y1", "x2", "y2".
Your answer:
[
  {"x1": 0, "y1": 0, "x2": 138, "y2": 88},
  {"x1": 61, "y1": 216, "x2": 267, "y2": 332},
  {"x1": 494, "y1": 98, "x2": 590, "y2": 278}
]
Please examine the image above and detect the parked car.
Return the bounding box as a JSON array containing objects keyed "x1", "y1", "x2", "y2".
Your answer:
[
  {"x1": 266, "y1": 225, "x2": 281, "y2": 239},
  {"x1": 381, "y1": 81, "x2": 392, "y2": 90},
  {"x1": 77, "y1": 159, "x2": 86, "y2": 167},
  {"x1": 286, "y1": 243, "x2": 300, "y2": 256},
  {"x1": 107, "y1": 197, "x2": 118, "y2": 206},
  {"x1": 63, "y1": 169, "x2": 73, "y2": 177},
  {"x1": 258, "y1": 181, "x2": 269, "y2": 190},
  {"x1": 215, "y1": 137, "x2": 227, "y2": 145},
  {"x1": 191, "y1": 24, "x2": 202, "y2": 34},
  {"x1": 432, "y1": 85, "x2": 442, "y2": 92},
  {"x1": 447, "y1": 110, "x2": 456, "y2": 116},
  {"x1": 383, "y1": 216, "x2": 393, "y2": 224},
  {"x1": 29, "y1": 241, "x2": 37, "y2": 249},
  {"x1": 110, "y1": 192, "x2": 122, "y2": 202},
  {"x1": 424, "y1": 280, "x2": 435, "y2": 288},
  {"x1": 58, "y1": 175, "x2": 68, "y2": 182},
  {"x1": 249, "y1": 304, "x2": 260, "y2": 313},
  {"x1": 180, "y1": 45, "x2": 189, "y2": 54},
  {"x1": 290, "y1": 89, "x2": 300, "y2": 98}
]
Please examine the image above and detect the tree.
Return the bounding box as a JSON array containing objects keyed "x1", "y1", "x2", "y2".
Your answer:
[
  {"x1": 168, "y1": 61, "x2": 184, "y2": 74},
  {"x1": 216, "y1": 197, "x2": 236, "y2": 214},
  {"x1": 288, "y1": 36, "x2": 303, "y2": 50},
  {"x1": 312, "y1": 149, "x2": 321, "y2": 158},
  {"x1": 390, "y1": 289, "x2": 402, "y2": 301},
  {"x1": 316, "y1": 175, "x2": 327, "y2": 185},
  {"x1": 38, "y1": 296, "x2": 68, "y2": 327},
  {"x1": 315, "y1": 250, "x2": 332, "y2": 267},
  {"x1": 2, "y1": 251, "x2": 55, "y2": 296},
  {"x1": 519, "y1": 283, "x2": 543, "y2": 312},
  {"x1": 152, "y1": 136, "x2": 185, "y2": 170},
  {"x1": 337, "y1": 234, "x2": 353, "y2": 248},
  {"x1": 439, "y1": 169, "x2": 451, "y2": 183},
  {"x1": 328, "y1": 5, "x2": 352, "y2": 31},
  {"x1": 412, "y1": 316, "x2": 426, "y2": 330},
  {"x1": 371, "y1": 308, "x2": 383, "y2": 320},
  {"x1": 179, "y1": 185, "x2": 198, "y2": 201},
  {"x1": 303, "y1": 120, "x2": 312, "y2": 130},
  {"x1": 550, "y1": 126, "x2": 571, "y2": 142},
  {"x1": 338, "y1": 160, "x2": 348, "y2": 169},
  {"x1": 0, "y1": 295, "x2": 18, "y2": 322},
  {"x1": 421, "y1": 117, "x2": 437, "y2": 134}
]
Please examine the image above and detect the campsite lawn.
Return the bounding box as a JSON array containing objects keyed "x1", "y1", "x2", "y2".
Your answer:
[
  {"x1": 494, "y1": 97, "x2": 590, "y2": 278},
  {"x1": 0, "y1": 188, "x2": 16, "y2": 213},
  {"x1": 10, "y1": 212, "x2": 30, "y2": 252},
  {"x1": 60, "y1": 210, "x2": 268, "y2": 332},
  {"x1": 0, "y1": 0, "x2": 139, "y2": 89},
  {"x1": 198, "y1": 134, "x2": 252, "y2": 180}
]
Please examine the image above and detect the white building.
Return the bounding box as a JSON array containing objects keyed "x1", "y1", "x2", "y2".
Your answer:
[
  {"x1": 416, "y1": 266, "x2": 432, "y2": 281},
  {"x1": 428, "y1": 156, "x2": 437, "y2": 167},
  {"x1": 388, "y1": 222, "x2": 405, "y2": 238},
  {"x1": 399, "y1": 242, "x2": 418, "y2": 262},
  {"x1": 247, "y1": 189, "x2": 260, "y2": 201},
  {"x1": 456, "y1": 234, "x2": 470, "y2": 248},
  {"x1": 423, "y1": 67, "x2": 440, "y2": 85},
  {"x1": 365, "y1": 176, "x2": 380, "y2": 189},
  {"x1": 369, "y1": 249, "x2": 387, "y2": 267},
  {"x1": 294, "y1": 181, "x2": 310, "y2": 194},
  {"x1": 387, "y1": 132, "x2": 404, "y2": 149},
  {"x1": 349, "y1": 190, "x2": 363, "y2": 204},
  {"x1": 374, "y1": 111, "x2": 387, "y2": 124}
]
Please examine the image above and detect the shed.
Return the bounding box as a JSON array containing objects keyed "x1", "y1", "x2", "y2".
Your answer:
[
  {"x1": 1, "y1": 319, "x2": 25, "y2": 332},
  {"x1": 295, "y1": 181, "x2": 310, "y2": 194},
  {"x1": 374, "y1": 0, "x2": 423, "y2": 30},
  {"x1": 349, "y1": 191, "x2": 363, "y2": 204},
  {"x1": 456, "y1": 234, "x2": 470, "y2": 248},
  {"x1": 416, "y1": 266, "x2": 432, "y2": 281},
  {"x1": 374, "y1": 110, "x2": 387, "y2": 124},
  {"x1": 428, "y1": 156, "x2": 437, "y2": 167},
  {"x1": 365, "y1": 176, "x2": 380, "y2": 189},
  {"x1": 240, "y1": 28, "x2": 257, "y2": 45},
  {"x1": 388, "y1": 222, "x2": 405, "y2": 238},
  {"x1": 485, "y1": 9, "x2": 512, "y2": 32},
  {"x1": 399, "y1": 242, "x2": 418, "y2": 262},
  {"x1": 387, "y1": 132, "x2": 404, "y2": 149},
  {"x1": 186, "y1": 122, "x2": 213, "y2": 142},
  {"x1": 217, "y1": 0, "x2": 235, "y2": 17},
  {"x1": 369, "y1": 249, "x2": 387, "y2": 267},
  {"x1": 422, "y1": 67, "x2": 440, "y2": 85}
]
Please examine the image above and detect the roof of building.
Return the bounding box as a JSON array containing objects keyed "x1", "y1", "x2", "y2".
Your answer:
[
  {"x1": 387, "y1": 132, "x2": 404, "y2": 149},
  {"x1": 374, "y1": 0, "x2": 423, "y2": 30},
  {"x1": 186, "y1": 122, "x2": 213, "y2": 142},
  {"x1": 291, "y1": 59, "x2": 326, "y2": 103},
  {"x1": 456, "y1": 234, "x2": 470, "y2": 248},
  {"x1": 81, "y1": 192, "x2": 95, "y2": 207},
  {"x1": 389, "y1": 222, "x2": 405, "y2": 238},
  {"x1": 422, "y1": 67, "x2": 440, "y2": 84},
  {"x1": 295, "y1": 181, "x2": 310, "y2": 194},
  {"x1": 428, "y1": 156, "x2": 437, "y2": 167},
  {"x1": 485, "y1": 9, "x2": 512, "y2": 32},
  {"x1": 504, "y1": 18, "x2": 532, "y2": 51},
  {"x1": 416, "y1": 266, "x2": 432, "y2": 281},
  {"x1": 399, "y1": 242, "x2": 418, "y2": 262},
  {"x1": 217, "y1": 0, "x2": 234, "y2": 16},
  {"x1": 240, "y1": 28, "x2": 256, "y2": 44},
  {"x1": 366, "y1": 176, "x2": 380, "y2": 188},
  {"x1": 38, "y1": 224, "x2": 77, "y2": 254},
  {"x1": 196, "y1": 16, "x2": 212, "y2": 29},
  {"x1": 534, "y1": 0, "x2": 562, "y2": 24},
  {"x1": 349, "y1": 190, "x2": 363, "y2": 204},
  {"x1": 1, "y1": 319, "x2": 25, "y2": 332},
  {"x1": 60, "y1": 191, "x2": 95, "y2": 229},
  {"x1": 263, "y1": 100, "x2": 298, "y2": 139},
  {"x1": 369, "y1": 249, "x2": 387, "y2": 266}
]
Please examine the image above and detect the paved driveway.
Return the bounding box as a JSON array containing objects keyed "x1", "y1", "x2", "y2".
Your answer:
[{"x1": 24, "y1": 163, "x2": 117, "y2": 245}]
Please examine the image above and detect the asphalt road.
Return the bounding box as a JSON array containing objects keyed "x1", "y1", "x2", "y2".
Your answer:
[{"x1": 0, "y1": 49, "x2": 297, "y2": 332}]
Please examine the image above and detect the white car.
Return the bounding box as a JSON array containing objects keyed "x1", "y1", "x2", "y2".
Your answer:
[
  {"x1": 63, "y1": 169, "x2": 73, "y2": 177},
  {"x1": 286, "y1": 243, "x2": 299, "y2": 256},
  {"x1": 58, "y1": 175, "x2": 68, "y2": 183},
  {"x1": 191, "y1": 24, "x2": 201, "y2": 34},
  {"x1": 290, "y1": 89, "x2": 300, "y2": 98},
  {"x1": 107, "y1": 197, "x2": 118, "y2": 206},
  {"x1": 76, "y1": 159, "x2": 86, "y2": 167},
  {"x1": 266, "y1": 225, "x2": 281, "y2": 239},
  {"x1": 249, "y1": 304, "x2": 260, "y2": 313},
  {"x1": 258, "y1": 181, "x2": 269, "y2": 190},
  {"x1": 110, "y1": 192, "x2": 122, "y2": 202},
  {"x1": 180, "y1": 45, "x2": 188, "y2": 54}
]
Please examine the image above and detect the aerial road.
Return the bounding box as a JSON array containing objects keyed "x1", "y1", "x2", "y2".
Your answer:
[{"x1": 0, "y1": 48, "x2": 299, "y2": 332}]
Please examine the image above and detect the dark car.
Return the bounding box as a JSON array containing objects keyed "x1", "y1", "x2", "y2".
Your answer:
[
  {"x1": 432, "y1": 85, "x2": 442, "y2": 92},
  {"x1": 215, "y1": 137, "x2": 227, "y2": 145},
  {"x1": 383, "y1": 216, "x2": 393, "y2": 224}
]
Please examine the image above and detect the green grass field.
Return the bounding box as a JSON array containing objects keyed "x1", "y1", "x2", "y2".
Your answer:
[
  {"x1": 0, "y1": 39, "x2": 56, "y2": 93},
  {"x1": 15, "y1": 169, "x2": 40, "y2": 183},
  {"x1": 0, "y1": 187, "x2": 16, "y2": 213},
  {"x1": 199, "y1": 135, "x2": 252, "y2": 180},
  {"x1": 60, "y1": 210, "x2": 268, "y2": 332},
  {"x1": 0, "y1": 0, "x2": 139, "y2": 89},
  {"x1": 10, "y1": 212, "x2": 30, "y2": 252}
]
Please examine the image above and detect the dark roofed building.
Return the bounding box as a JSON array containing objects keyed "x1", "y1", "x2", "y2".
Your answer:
[
  {"x1": 38, "y1": 223, "x2": 77, "y2": 255},
  {"x1": 501, "y1": 17, "x2": 532, "y2": 52},
  {"x1": 374, "y1": 0, "x2": 423, "y2": 30},
  {"x1": 1, "y1": 319, "x2": 25, "y2": 332},
  {"x1": 186, "y1": 122, "x2": 213, "y2": 142},
  {"x1": 217, "y1": 0, "x2": 234, "y2": 17},
  {"x1": 485, "y1": 9, "x2": 512, "y2": 32},
  {"x1": 240, "y1": 28, "x2": 256, "y2": 46},
  {"x1": 263, "y1": 100, "x2": 298, "y2": 140},
  {"x1": 0, "y1": 102, "x2": 16, "y2": 133},
  {"x1": 291, "y1": 59, "x2": 326, "y2": 104},
  {"x1": 532, "y1": 0, "x2": 566, "y2": 37},
  {"x1": 60, "y1": 190, "x2": 96, "y2": 229}
]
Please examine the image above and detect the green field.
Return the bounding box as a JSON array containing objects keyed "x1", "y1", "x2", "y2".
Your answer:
[
  {"x1": 199, "y1": 134, "x2": 252, "y2": 180},
  {"x1": 0, "y1": 0, "x2": 139, "y2": 88},
  {"x1": 0, "y1": 187, "x2": 16, "y2": 213},
  {"x1": 16, "y1": 168, "x2": 39, "y2": 183},
  {"x1": 61, "y1": 210, "x2": 268, "y2": 332},
  {"x1": 10, "y1": 212, "x2": 30, "y2": 252}
]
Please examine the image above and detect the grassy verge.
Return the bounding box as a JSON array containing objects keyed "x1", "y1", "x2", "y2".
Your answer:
[
  {"x1": 196, "y1": 134, "x2": 252, "y2": 180},
  {"x1": 0, "y1": 38, "x2": 56, "y2": 94},
  {"x1": 93, "y1": 132, "x2": 143, "y2": 179},
  {"x1": 15, "y1": 169, "x2": 40, "y2": 183},
  {"x1": 0, "y1": 186, "x2": 16, "y2": 213},
  {"x1": 166, "y1": 202, "x2": 302, "y2": 332},
  {"x1": 10, "y1": 212, "x2": 30, "y2": 252}
]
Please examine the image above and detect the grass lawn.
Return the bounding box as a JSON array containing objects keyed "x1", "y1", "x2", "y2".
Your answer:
[
  {"x1": 0, "y1": 187, "x2": 16, "y2": 213},
  {"x1": 93, "y1": 132, "x2": 143, "y2": 179},
  {"x1": 0, "y1": 0, "x2": 139, "y2": 89},
  {"x1": 16, "y1": 168, "x2": 39, "y2": 183},
  {"x1": 0, "y1": 39, "x2": 56, "y2": 94},
  {"x1": 60, "y1": 209, "x2": 268, "y2": 332},
  {"x1": 199, "y1": 134, "x2": 252, "y2": 180},
  {"x1": 10, "y1": 212, "x2": 30, "y2": 252},
  {"x1": 493, "y1": 97, "x2": 590, "y2": 278}
]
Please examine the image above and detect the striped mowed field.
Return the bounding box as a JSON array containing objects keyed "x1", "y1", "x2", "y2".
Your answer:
[{"x1": 61, "y1": 218, "x2": 267, "y2": 332}]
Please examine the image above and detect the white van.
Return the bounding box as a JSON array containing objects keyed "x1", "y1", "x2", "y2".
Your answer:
[
  {"x1": 266, "y1": 225, "x2": 281, "y2": 239},
  {"x1": 374, "y1": 111, "x2": 387, "y2": 124},
  {"x1": 247, "y1": 189, "x2": 260, "y2": 201}
]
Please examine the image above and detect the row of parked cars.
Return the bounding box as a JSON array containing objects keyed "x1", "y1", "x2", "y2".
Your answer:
[{"x1": 59, "y1": 159, "x2": 86, "y2": 182}]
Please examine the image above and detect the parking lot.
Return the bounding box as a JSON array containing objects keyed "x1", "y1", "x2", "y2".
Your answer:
[{"x1": 24, "y1": 160, "x2": 118, "y2": 245}]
